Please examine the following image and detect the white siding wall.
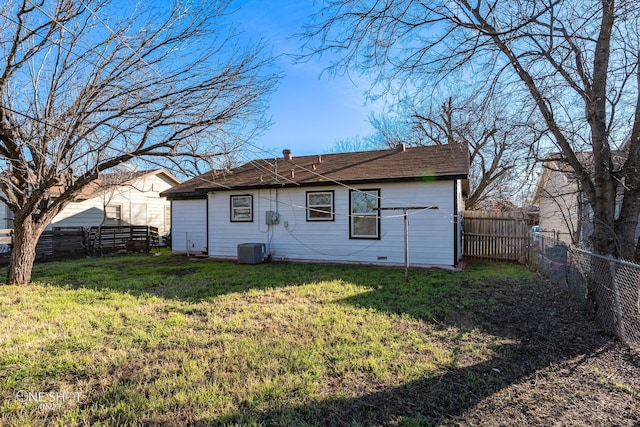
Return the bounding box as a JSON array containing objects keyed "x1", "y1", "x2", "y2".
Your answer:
[
  {"x1": 207, "y1": 181, "x2": 458, "y2": 267},
  {"x1": 456, "y1": 180, "x2": 464, "y2": 262},
  {"x1": 143, "y1": 175, "x2": 176, "y2": 236},
  {"x1": 49, "y1": 173, "x2": 175, "y2": 235},
  {"x1": 537, "y1": 171, "x2": 581, "y2": 245},
  {"x1": 49, "y1": 197, "x2": 107, "y2": 229},
  {"x1": 538, "y1": 170, "x2": 640, "y2": 248},
  {"x1": 172, "y1": 199, "x2": 207, "y2": 254}
]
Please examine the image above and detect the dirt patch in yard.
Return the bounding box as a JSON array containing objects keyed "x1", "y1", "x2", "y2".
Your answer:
[
  {"x1": 435, "y1": 277, "x2": 640, "y2": 426},
  {"x1": 259, "y1": 275, "x2": 640, "y2": 426}
]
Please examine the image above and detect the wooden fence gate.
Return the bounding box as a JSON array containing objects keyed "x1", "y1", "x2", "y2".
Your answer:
[
  {"x1": 87, "y1": 225, "x2": 159, "y2": 255},
  {"x1": 462, "y1": 211, "x2": 531, "y2": 262}
]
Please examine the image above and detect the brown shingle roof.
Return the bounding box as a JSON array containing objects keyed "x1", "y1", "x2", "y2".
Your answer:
[
  {"x1": 162, "y1": 144, "x2": 469, "y2": 199},
  {"x1": 51, "y1": 169, "x2": 180, "y2": 200}
]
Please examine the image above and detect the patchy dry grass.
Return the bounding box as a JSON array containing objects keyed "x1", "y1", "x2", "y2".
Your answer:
[{"x1": 0, "y1": 255, "x2": 637, "y2": 426}]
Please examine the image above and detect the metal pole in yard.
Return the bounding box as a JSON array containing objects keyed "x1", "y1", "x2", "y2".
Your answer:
[
  {"x1": 404, "y1": 208, "x2": 409, "y2": 282},
  {"x1": 376, "y1": 206, "x2": 439, "y2": 282}
]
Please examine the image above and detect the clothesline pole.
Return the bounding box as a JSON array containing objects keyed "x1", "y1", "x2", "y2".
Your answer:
[
  {"x1": 376, "y1": 206, "x2": 439, "y2": 282},
  {"x1": 403, "y1": 209, "x2": 409, "y2": 282}
]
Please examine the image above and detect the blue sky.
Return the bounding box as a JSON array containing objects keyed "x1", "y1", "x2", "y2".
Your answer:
[{"x1": 233, "y1": 0, "x2": 382, "y2": 157}]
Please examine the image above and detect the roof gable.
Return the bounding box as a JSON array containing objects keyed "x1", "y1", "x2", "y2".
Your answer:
[
  {"x1": 163, "y1": 144, "x2": 469, "y2": 198},
  {"x1": 531, "y1": 150, "x2": 628, "y2": 204},
  {"x1": 53, "y1": 169, "x2": 181, "y2": 200}
]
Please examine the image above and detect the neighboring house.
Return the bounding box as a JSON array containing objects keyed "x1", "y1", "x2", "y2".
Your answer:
[
  {"x1": 161, "y1": 144, "x2": 470, "y2": 268},
  {"x1": 50, "y1": 169, "x2": 179, "y2": 236},
  {"x1": 0, "y1": 169, "x2": 180, "y2": 236},
  {"x1": 532, "y1": 151, "x2": 639, "y2": 247}
]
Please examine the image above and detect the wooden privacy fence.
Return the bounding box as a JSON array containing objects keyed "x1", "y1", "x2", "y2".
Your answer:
[
  {"x1": 0, "y1": 225, "x2": 159, "y2": 264},
  {"x1": 0, "y1": 227, "x2": 87, "y2": 263},
  {"x1": 87, "y1": 225, "x2": 159, "y2": 255},
  {"x1": 462, "y1": 211, "x2": 531, "y2": 261},
  {"x1": 36, "y1": 227, "x2": 87, "y2": 261}
]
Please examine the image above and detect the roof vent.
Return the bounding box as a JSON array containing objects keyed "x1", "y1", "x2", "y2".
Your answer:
[
  {"x1": 283, "y1": 149, "x2": 292, "y2": 161},
  {"x1": 290, "y1": 168, "x2": 295, "y2": 178},
  {"x1": 317, "y1": 154, "x2": 322, "y2": 163},
  {"x1": 396, "y1": 143, "x2": 406, "y2": 152}
]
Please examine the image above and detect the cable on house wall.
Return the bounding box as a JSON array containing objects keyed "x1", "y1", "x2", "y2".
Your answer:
[{"x1": 283, "y1": 226, "x2": 389, "y2": 258}]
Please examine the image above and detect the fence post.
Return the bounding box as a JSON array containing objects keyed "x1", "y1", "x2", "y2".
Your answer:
[
  {"x1": 608, "y1": 256, "x2": 626, "y2": 343},
  {"x1": 540, "y1": 235, "x2": 549, "y2": 274}
]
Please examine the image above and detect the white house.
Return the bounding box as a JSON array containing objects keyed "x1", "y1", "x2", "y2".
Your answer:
[
  {"x1": 162, "y1": 144, "x2": 470, "y2": 268},
  {"x1": 51, "y1": 169, "x2": 179, "y2": 236},
  {"x1": 532, "y1": 151, "x2": 640, "y2": 247},
  {"x1": 0, "y1": 169, "x2": 180, "y2": 237}
]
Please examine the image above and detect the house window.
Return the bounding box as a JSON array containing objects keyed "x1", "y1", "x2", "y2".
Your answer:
[
  {"x1": 230, "y1": 195, "x2": 253, "y2": 222},
  {"x1": 306, "y1": 191, "x2": 334, "y2": 221},
  {"x1": 105, "y1": 204, "x2": 122, "y2": 226},
  {"x1": 350, "y1": 189, "x2": 380, "y2": 239},
  {"x1": 4, "y1": 205, "x2": 14, "y2": 229}
]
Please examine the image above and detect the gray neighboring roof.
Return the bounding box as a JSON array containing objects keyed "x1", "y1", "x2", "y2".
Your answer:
[{"x1": 162, "y1": 144, "x2": 469, "y2": 199}]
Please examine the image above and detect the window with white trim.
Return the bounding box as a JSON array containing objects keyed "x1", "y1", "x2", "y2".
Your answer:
[
  {"x1": 306, "y1": 190, "x2": 334, "y2": 221},
  {"x1": 230, "y1": 195, "x2": 253, "y2": 222},
  {"x1": 350, "y1": 189, "x2": 380, "y2": 239}
]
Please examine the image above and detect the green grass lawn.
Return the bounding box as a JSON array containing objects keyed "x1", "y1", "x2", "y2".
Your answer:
[{"x1": 0, "y1": 255, "x2": 556, "y2": 425}]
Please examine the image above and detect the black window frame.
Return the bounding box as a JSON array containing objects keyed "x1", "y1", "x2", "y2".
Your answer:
[
  {"x1": 349, "y1": 189, "x2": 380, "y2": 239},
  {"x1": 306, "y1": 190, "x2": 335, "y2": 221},
  {"x1": 230, "y1": 194, "x2": 253, "y2": 222}
]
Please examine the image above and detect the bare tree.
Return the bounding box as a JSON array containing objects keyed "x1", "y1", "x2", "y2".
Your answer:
[
  {"x1": 360, "y1": 96, "x2": 536, "y2": 209},
  {"x1": 326, "y1": 134, "x2": 386, "y2": 154},
  {"x1": 0, "y1": 0, "x2": 279, "y2": 284},
  {"x1": 302, "y1": 0, "x2": 640, "y2": 261}
]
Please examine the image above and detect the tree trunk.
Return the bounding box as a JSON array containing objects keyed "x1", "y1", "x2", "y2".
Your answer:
[
  {"x1": 590, "y1": 180, "x2": 617, "y2": 255},
  {"x1": 615, "y1": 190, "x2": 640, "y2": 261},
  {"x1": 6, "y1": 217, "x2": 46, "y2": 285},
  {"x1": 584, "y1": 0, "x2": 616, "y2": 256}
]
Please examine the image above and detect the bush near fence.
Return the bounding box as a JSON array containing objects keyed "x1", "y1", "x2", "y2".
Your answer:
[{"x1": 531, "y1": 234, "x2": 640, "y2": 349}]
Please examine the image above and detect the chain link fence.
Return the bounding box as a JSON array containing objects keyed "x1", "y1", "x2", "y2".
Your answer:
[{"x1": 531, "y1": 234, "x2": 640, "y2": 349}]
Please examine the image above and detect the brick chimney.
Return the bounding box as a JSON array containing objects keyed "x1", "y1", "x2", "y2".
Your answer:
[
  {"x1": 396, "y1": 143, "x2": 406, "y2": 152},
  {"x1": 283, "y1": 149, "x2": 292, "y2": 161}
]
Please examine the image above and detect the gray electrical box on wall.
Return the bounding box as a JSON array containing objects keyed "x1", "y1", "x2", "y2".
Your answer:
[{"x1": 265, "y1": 211, "x2": 279, "y2": 225}]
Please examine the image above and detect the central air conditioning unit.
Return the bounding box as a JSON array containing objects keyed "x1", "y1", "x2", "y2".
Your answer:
[{"x1": 237, "y1": 243, "x2": 266, "y2": 264}]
